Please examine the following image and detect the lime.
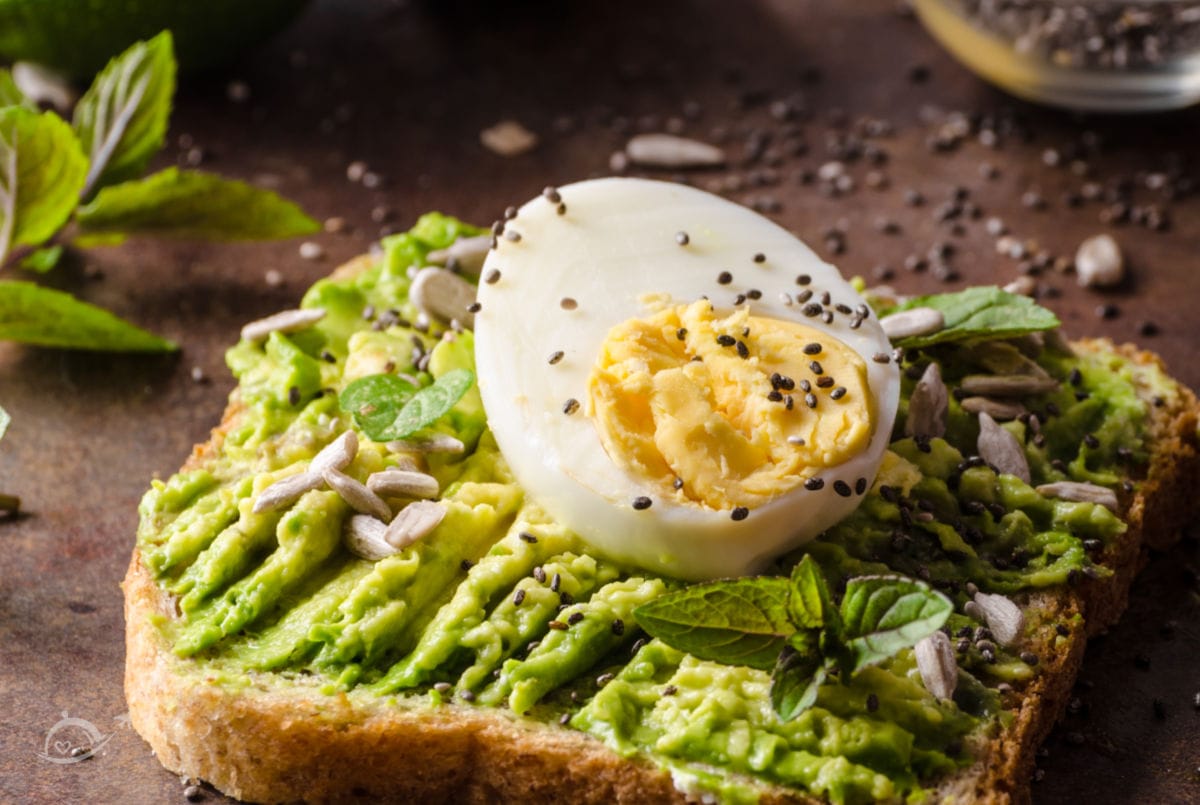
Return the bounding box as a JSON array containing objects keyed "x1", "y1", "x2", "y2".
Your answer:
[{"x1": 0, "y1": 0, "x2": 309, "y2": 79}]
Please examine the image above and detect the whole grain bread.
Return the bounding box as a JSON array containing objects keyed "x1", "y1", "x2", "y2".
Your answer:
[{"x1": 123, "y1": 258, "x2": 1200, "y2": 804}]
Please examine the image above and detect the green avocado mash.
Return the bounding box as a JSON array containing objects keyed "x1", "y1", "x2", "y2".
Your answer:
[{"x1": 136, "y1": 213, "x2": 1164, "y2": 805}]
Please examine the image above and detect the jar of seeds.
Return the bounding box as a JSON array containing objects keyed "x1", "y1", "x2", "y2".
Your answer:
[{"x1": 913, "y1": 0, "x2": 1200, "y2": 111}]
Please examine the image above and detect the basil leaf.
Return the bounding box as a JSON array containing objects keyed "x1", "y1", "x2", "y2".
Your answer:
[
  {"x1": 0, "y1": 69, "x2": 32, "y2": 109},
  {"x1": 18, "y1": 245, "x2": 64, "y2": 274},
  {"x1": 379, "y1": 369, "x2": 475, "y2": 440},
  {"x1": 339, "y1": 374, "x2": 420, "y2": 440},
  {"x1": 0, "y1": 404, "x2": 9, "y2": 441},
  {"x1": 839, "y1": 575, "x2": 953, "y2": 673},
  {"x1": 76, "y1": 168, "x2": 319, "y2": 241},
  {"x1": 771, "y1": 640, "x2": 827, "y2": 722},
  {"x1": 633, "y1": 577, "x2": 794, "y2": 670},
  {"x1": 886, "y1": 287, "x2": 1060, "y2": 350},
  {"x1": 0, "y1": 108, "x2": 88, "y2": 266},
  {"x1": 0, "y1": 281, "x2": 175, "y2": 352},
  {"x1": 788, "y1": 554, "x2": 834, "y2": 631},
  {"x1": 73, "y1": 31, "x2": 175, "y2": 197}
]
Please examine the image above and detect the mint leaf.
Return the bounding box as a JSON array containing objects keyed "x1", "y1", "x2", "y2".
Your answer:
[
  {"x1": 381, "y1": 369, "x2": 475, "y2": 440},
  {"x1": 0, "y1": 69, "x2": 32, "y2": 109},
  {"x1": 0, "y1": 404, "x2": 9, "y2": 441},
  {"x1": 788, "y1": 554, "x2": 835, "y2": 631},
  {"x1": 76, "y1": 168, "x2": 319, "y2": 241},
  {"x1": 886, "y1": 287, "x2": 1060, "y2": 350},
  {"x1": 771, "y1": 639, "x2": 827, "y2": 722},
  {"x1": 73, "y1": 31, "x2": 175, "y2": 197},
  {"x1": 633, "y1": 577, "x2": 794, "y2": 670},
  {"x1": 0, "y1": 108, "x2": 88, "y2": 266},
  {"x1": 0, "y1": 281, "x2": 175, "y2": 352},
  {"x1": 18, "y1": 245, "x2": 63, "y2": 273},
  {"x1": 839, "y1": 576, "x2": 953, "y2": 673},
  {"x1": 339, "y1": 374, "x2": 420, "y2": 439}
]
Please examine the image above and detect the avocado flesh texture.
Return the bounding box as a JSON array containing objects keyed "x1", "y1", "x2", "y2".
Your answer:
[{"x1": 136, "y1": 213, "x2": 1158, "y2": 805}]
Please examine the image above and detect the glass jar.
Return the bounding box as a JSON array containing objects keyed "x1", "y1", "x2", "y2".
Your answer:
[{"x1": 913, "y1": 0, "x2": 1200, "y2": 111}]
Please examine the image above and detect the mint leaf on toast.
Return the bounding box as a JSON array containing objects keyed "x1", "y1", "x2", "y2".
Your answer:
[
  {"x1": 76, "y1": 168, "x2": 319, "y2": 241},
  {"x1": 770, "y1": 640, "x2": 827, "y2": 722},
  {"x1": 633, "y1": 577, "x2": 794, "y2": 670},
  {"x1": 886, "y1": 287, "x2": 1060, "y2": 349},
  {"x1": 839, "y1": 576, "x2": 953, "y2": 673}
]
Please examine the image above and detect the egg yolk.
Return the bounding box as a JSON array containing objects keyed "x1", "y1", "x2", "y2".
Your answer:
[{"x1": 586, "y1": 299, "x2": 875, "y2": 511}]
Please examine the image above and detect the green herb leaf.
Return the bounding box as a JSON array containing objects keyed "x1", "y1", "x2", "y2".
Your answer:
[
  {"x1": 886, "y1": 287, "x2": 1060, "y2": 350},
  {"x1": 73, "y1": 31, "x2": 175, "y2": 197},
  {"x1": 633, "y1": 577, "x2": 794, "y2": 670},
  {"x1": 0, "y1": 69, "x2": 33, "y2": 109},
  {"x1": 381, "y1": 369, "x2": 475, "y2": 440},
  {"x1": 788, "y1": 554, "x2": 835, "y2": 631},
  {"x1": 76, "y1": 168, "x2": 319, "y2": 241},
  {"x1": 0, "y1": 404, "x2": 9, "y2": 441},
  {"x1": 771, "y1": 639, "x2": 827, "y2": 722},
  {"x1": 339, "y1": 374, "x2": 420, "y2": 439},
  {"x1": 0, "y1": 107, "x2": 88, "y2": 266},
  {"x1": 0, "y1": 280, "x2": 175, "y2": 352},
  {"x1": 839, "y1": 576, "x2": 953, "y2": 673},
  {"x1": 18, "y1": 244, "x2": 63, "y2": 273}
]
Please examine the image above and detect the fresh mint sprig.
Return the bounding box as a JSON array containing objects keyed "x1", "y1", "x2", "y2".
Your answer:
[
  {"x1": 339, "y1": 369, "x2": 476, "y2": 442},
  {"x1": 883, "y1": 287, "x2": 1060, "y2": 350},
  {"x1": 633, "y1": 556, "x2": 953, "y2": 722},
  {"x1": 0, "y1": 31, "x2": 319, "y2": 352}
]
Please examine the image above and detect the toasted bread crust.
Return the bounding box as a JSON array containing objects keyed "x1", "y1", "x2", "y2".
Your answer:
[{"x1": 124, "y1": 271, "x2": 1200, "y2": 804}]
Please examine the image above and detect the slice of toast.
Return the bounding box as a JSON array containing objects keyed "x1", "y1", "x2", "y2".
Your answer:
[{"x1": 124, "y1": 252, "x2": 1200, "y2": 805}]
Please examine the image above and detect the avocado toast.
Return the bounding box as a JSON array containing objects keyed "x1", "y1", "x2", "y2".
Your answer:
[{"x1": 125, "y1": 192, "x2": 1200, "y2": 804}]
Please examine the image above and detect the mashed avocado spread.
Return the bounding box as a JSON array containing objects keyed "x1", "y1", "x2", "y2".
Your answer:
[{"x1": 136, "y1": 214, "x2": 1168, "y2": 805}]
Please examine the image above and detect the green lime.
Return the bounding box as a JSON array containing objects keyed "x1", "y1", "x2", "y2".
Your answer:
[{"x1": 0, "y1": 0, "x2": 309, "y2": 79}]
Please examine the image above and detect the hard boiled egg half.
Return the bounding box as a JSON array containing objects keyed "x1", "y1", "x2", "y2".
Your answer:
[{"x1": 473, "y1": 178, "x2": 900, "y2": 580}]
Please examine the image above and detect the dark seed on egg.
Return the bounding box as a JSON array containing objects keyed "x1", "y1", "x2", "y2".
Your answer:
[
  {"x1": 548, "y1": 350, "x2": 565, "y2": 365},
  {"x1": 676, "y1": 231, "x2": 690, "y2": 246},
  {"x1": 717, "y1": 334, "x2": 736, "y2": 346},
  {"x1": 736, "y1": 340, "x2": 749, "y2": 359},
  {"x1": 809, "y1": 360, "x2": 824, "y2": 375},
  {"x1": 802, "y1": 303, "x2": 822, "y2": 317},
  {"x1": 560, "y1": 297, "x2": 578, "y2": 310},
  {"x1": 816, "y1": 376, "x2": 834, "y2": 388},
  {"x1": 872, "y1": 352, "x2": 891, "y2": 364},
  {"x1": 753, "y1": 253, "x2": 766, "y2": 263},
  {"x1": 731, "y1": 506, "x2": 749, "y2": 521},
  {"x1": 855, "y1": 477, "x2": 867, "y2": 494},
  {"x1": 563, "y1": 398, "x2": 580, "y2": 415},
  {"x1": 834, "y1": 480, "x2": 853, "y2": 497},
  {"x1": 484, "y1": 269, "x2": 501, "y2": 284},
  {"x1": 768, "y1": 390, "x2": 783, "y2": 402},
  {"x1": 717, "y1": 271, "x2": 733, "y2": 284},
  {"x1": 632, "y1": 496, "x2": 653, "y2": 510},
  {"x1": 803, "y1": 343, "x2": 823, "y2": 355},
  {"x1": 805, "y1": 477, "x2": 825, "y2": 491},
  {"x1": 796, "y1": 289, "x2": 813, "y2": 303},
  {"x1": 831, "y1": 386, "x2": 847, "y2": 400},
  {"x1": 796, "y1": 273, "x2": 812, "y2": 285},
  {"x1": 519, "y1": 531, "x2": 538, "y2": 543},
  {"x1": 799, "y1": 379, "x2": 811, "y2": 392},
  {"x1": 805, "y1": 393, "x2": 818, "y2": 408}
]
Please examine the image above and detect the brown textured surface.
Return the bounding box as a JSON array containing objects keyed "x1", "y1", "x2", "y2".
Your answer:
[{"x1": 2, "y1": 1, "x2": 1199, "y2": 803}]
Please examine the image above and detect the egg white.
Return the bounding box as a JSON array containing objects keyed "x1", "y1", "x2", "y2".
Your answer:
[{"x1": 473, "y1": 178, "x2": 900, "y2": 580}]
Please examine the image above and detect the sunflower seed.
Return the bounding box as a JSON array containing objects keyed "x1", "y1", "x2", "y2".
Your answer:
[
  {"x1": 410, "y1": 268, "x2": 478, "y2": 328},
  {"x1": 323, "y1": 469, "x2": 392, "y2": 521},
  {"x1": 427, "y1": 235, "x2": 492, "y2": 278},
  {"x1": 1035, "y1": 481, "x2": 1119, "y2": 512},
  {"x1": 973, "y1": 592, "x2": 1025, "y2": 646},
  {"x1": 960, "y1": 374, "x2": 1059, "y2": 398},
  {"x1": 384, "y1": 500, "x2": 447, "y2": 549},
  {"x1": 906, "y1": 362, "x2": 948, "y2": 439},
  {"x1": 1075, "y1": 234, "x2": 1124, "y2": 288},
  {"x1": 367, "y1": 469, "x2": 440, "y2": 499},
  {"x1": 879, "y1": 307, "x2": 944, "y2": 341},
  {"x1": 960, "y1": 397, "x2": 1028, "y2": 421},
  {"x1": 252, "y1": 471, "x2": 322, "y2": 513},
  {"x1": 914, "y1": 632, "x2": 957, "y2": 700},
  {"x1": 387, "y1": 434, "x2": 465, "y2": 455},
  {"x1": 625, "y1": 133, "x2": 726, "y2": 168},
  {"x1": 479, "y1": 119, "x2": 538, "y2": 157},
  {"x1": 343, "y1": 515, "x2": 398, "y2": 561},
  {"x1": 977, "y1": 412, "x2": 1030, "y2": 483},
  {"x1": 240, "y1": 308, "x2": 326, "y2": 342},
  {"x1": 311, "y1": 430, "x2": 358, "y2": 475}
]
